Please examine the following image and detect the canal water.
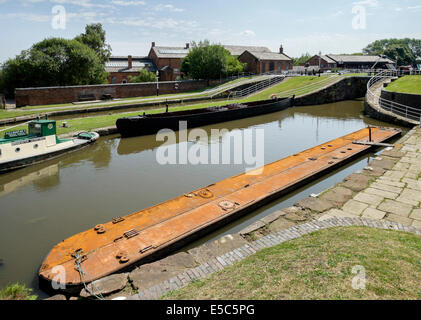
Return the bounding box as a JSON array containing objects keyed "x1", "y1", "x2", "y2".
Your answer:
[{"x1": 0, "y1": 100, "x2": 405, "y2": 298}]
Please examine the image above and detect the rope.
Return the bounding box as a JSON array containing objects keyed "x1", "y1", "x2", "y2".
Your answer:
[{"x1": 74, "y1": 253, "x2": 105, "y2": 300}]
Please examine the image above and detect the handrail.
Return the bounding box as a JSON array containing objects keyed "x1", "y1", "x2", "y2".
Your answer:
[{"x1": 366, "y1": 70, "x2": 421, "y2": 123}]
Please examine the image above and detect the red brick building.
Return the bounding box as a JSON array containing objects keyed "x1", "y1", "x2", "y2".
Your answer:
[
  {"x1": 105, "y1": 56, "x2": 157, "y2": 84},
  {"x1": 305, "y1": 55, "x2": 337, "y2": 71},
  {"x1": 238, "y1": 46, "x2": 293, "y2": 74},
  {"x1": 148, "y1": 42, "x2": 190, "y2": 81}
]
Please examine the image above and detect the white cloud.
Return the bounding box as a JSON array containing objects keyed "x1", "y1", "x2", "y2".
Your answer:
[
  {"x1": 50, "y1": 0, "x2": 113, "y2": 8},
  {"x1": 111, "y1": 0, "x2": 145, "y2": 6},
  {"x1": 241, "y1": 30, "x2": 256, "y2": 37},
  {"x1": 352, "y1": 0, "x2": 379, "y2": 8},
  {"x1": 155, "y1": 4, "x2": 184, "y2": 12}
]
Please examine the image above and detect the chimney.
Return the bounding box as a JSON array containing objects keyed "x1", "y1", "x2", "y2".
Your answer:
[
  {"x1": 185, "y1": 43, "x2": 190, "y2": 49},
  {"x1": 279, "y1": 45, "x2": 284, "y2": 54},
  {"x1": 128, "y1": 55, "x2": 133, "y2": 69},
  {"x1": 152, "y1": 42, "x2": 156, "y2": 47}
]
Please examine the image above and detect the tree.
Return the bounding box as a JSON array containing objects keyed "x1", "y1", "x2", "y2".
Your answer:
[
  {"x1": 1, "y1": 38, "x2": 108, "y2": 96},
  {"x1": 74, "y1": 23, "x2": 112, "y2": 64},
  {"x1": 293, "y1": 53, "x2": 312, "y2": 66},
  {"x1": 129, "y1": 69, "x2": 157, "y2": 83},
  {"x1": 384, "y1": 44, "x2": 414, "y2": 66},
  {"x1": 181, "y1": 40, "x2": 246, "y2": 81},
  {"x1": 363, "y1": 38, "x2": 420, "y2": 65}
]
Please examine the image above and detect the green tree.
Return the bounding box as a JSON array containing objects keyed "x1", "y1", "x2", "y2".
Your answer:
[
  {"x1": 181, "y1": 40, "x2": 245, "y2": 81},
  {"x1": 384, "y1": 44, "x2": 415, "y2": 66},
  {"x1": 129, "y1": 69, "x2": 157, "y2": 83},
  {"x1": 74, "y1": 23, "x2": 112, "y2": 64},
  {"x1": 363, "y1": 38, "x2": 420, "y2": 65},
  {"x1": 293, "y1": 53, "x2": 312, "y2": 66},
  {"x1": 1, "y1": 38, "x2": 108, "y2": 96}
]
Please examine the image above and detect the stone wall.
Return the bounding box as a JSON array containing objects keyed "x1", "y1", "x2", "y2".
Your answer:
[
  {"x1": 15, "y1": 79, "x2": 221, "y2": 107},
  {"x1": 294, "y1": 77, "x2": 370, "y2": 106},
  {"x1": 381, "y1": 88, "x2": 421, "y2": 111}
]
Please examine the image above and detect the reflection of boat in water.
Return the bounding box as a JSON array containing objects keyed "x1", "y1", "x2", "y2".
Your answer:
[
  {"x1": 116, "y1": 98, "x2": 292, "y2": 138},
  {"x1": 0, "y1": 118, "x2": 99, "y2": 173},
  {"x1": 39, "y1": 127, "x2": 400, "y2": 291},
  {"x1": 0, "y1": 164, "x2": 59, "y2": 198}
]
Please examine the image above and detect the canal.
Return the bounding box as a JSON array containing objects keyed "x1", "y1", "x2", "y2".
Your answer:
[{"x1": 0, "y1": 99, "x2": 406, "y2": 298}]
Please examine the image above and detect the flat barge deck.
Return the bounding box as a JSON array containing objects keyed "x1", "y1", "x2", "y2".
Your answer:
[{"x1": 39, "y1": 127, "x2": 401, "y2": 290}]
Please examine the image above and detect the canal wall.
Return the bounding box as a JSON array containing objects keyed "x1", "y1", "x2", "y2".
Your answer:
[{"x1": 294, "y1": 77, "x2": 370, "y2": 106}]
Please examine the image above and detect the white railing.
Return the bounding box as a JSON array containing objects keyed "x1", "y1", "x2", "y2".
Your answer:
[
  {"x1": 366, "y1": 70, "x2": 421, "y2": 123},
  {"x1": 228, "y1": 75, "x2": 286, "y2": 99}
]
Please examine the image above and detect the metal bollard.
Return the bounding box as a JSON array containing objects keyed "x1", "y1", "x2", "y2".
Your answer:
[{"x1": 368, "y1": 126, "x2": 372, "y2": 142}]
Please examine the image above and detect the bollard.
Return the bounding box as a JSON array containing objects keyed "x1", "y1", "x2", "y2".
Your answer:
[{"x1": 368, "y1": 126, "x2": 372, "y2": 142}]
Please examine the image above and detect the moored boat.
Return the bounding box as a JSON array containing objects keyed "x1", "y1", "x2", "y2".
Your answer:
[
  {"x1": 0, "y1": 118, "x2": 99, "y2": 173},
  {"x1": 116, "y1": 98, "x2": 292, "y2": 137}
]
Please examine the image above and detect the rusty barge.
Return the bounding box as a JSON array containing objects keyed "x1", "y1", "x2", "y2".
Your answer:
[{"x1": 39, "y1": 127, "x2": 401, "y2": 291}]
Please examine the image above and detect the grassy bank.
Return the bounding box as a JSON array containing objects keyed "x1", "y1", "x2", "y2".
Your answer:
[
  {"x1": 386, "y1": 75, "x2": 421, "y2": 94},
  {"x1": 0, "y1": 75, "x2": 355, "y2": 135},
  {"x1": 164, "y1": 227, "x2": 421, "y2": 300},
  {"x1": 0, "y1": 283, "x2": 37, "y2": 300}
]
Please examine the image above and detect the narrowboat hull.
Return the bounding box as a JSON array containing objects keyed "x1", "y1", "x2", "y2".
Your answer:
[
  {"x1": 0, "y1": 133, "x2": 100, "y2": 173},
  {"x1": 116, "y1": 98, "x2": 292, "y2": 137},
  {"x1": 39, "y1": 127, "x2": 401, "y2": 292}
]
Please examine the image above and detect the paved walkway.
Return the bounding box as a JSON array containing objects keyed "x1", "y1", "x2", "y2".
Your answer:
[
  {"x1": 127, "y1": 217, "x2": 421, "y2": 300},
  {"x1": 319, "y1": 126, "x2": 421, "y2": 228}
]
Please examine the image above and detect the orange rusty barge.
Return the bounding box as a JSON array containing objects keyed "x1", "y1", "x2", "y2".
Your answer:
[{"x1": 39, "y1": 127, "x2": 401, "y2": 290}]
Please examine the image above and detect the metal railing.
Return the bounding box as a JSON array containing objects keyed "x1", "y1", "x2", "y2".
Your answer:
[
  {"x1": 228, "y1": 75, "x2": 286, "y2": 99},
  {"x1": 366, "y1": 70, "x2": 421, "y2": 123}
]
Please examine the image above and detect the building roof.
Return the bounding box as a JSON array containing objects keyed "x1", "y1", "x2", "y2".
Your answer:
[
  {"x1": 326, "y1": 54, "x2": 395, "y2": 64},
  {"x1": 241, "y1": 50, "x2": 292, "y2": 61},
  {"x1": 105, "y1": 56, "x2": 157, "y2": 73},
  {"x1": 223, "y1": 45, "x2": 271, "y2": 56},
  {"x1": 151, "y1": 46, "x2": 191, "y2": 59},
  {"x1": 320, "y1": 55, "x2": 337, "y2": 64}
]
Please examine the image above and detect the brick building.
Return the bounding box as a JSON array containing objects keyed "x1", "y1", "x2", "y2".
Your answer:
[
  {"x1": 305, "y1": 55, "x2": 337, "y2": 71},
  {"x1": 305, "y1": 54, "x2": 395, "y2": 70},
  {"x1": 148, "y1": 42, "x2": 190, "y2": 81},
  {"x1": 105, "y1": 56, "x2": 157, "y2": 84},
  {"x1": 238, "y1": 45, "x2": 293, "y2": 74}
]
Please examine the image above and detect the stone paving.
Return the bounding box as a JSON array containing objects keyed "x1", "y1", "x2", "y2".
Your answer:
[{"x1": 318, "y1": 126, "x2": 421, "y2": 229}]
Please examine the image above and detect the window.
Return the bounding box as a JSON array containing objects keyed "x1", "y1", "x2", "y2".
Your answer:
[
  {"x1": 122, "y1": 79, "x2": 127, "y2": 84},
  {"x1": 15, "y1": 148, "x2": 20, "y2": 153},
  {"x1": 261, "y1": 62, "x2": 266, "y2": 73},
  {"x1": 269, "y1": 61, "x2": 275, "y2": 71},
  {"x1": 34, "y1": 144, "x2": 39, "y2": 149},
  {"x1": 111, "y1": 76, "x2": 117, "y2": 84}
]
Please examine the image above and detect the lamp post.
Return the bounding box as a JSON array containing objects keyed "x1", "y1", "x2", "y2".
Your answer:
[{"x1": 156, "y1": 70, "x2": 160, "y2": 96}]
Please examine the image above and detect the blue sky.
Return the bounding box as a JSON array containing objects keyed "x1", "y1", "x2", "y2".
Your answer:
[{"x1": 0, "y1": 0, "x2": 420, "y2": 63}]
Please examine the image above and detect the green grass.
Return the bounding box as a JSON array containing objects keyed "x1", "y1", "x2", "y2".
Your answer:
[
  {"x1": 0, "y1": 283, "x2": 37, "y2": 300},
  {"x1": 163, "y1": 227, "x2": 421, "y2": 300},
  {"x1": 0, "y1": 75, "x2": 358, "y2": 136},
  {"x1": 386, "y1": 76, "x2": 421, "y2": 95}
]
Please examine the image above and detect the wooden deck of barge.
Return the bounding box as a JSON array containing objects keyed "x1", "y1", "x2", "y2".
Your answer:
[{"x1": 39, "y1": 127, "x2": 401, "y2": 288}]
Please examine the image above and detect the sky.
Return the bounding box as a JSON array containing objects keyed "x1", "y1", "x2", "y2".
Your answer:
[{"x1": 0, "y1": 0, "x2": 420, "y2": 63}]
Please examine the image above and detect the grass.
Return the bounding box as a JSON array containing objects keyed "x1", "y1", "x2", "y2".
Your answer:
[
  {"x1": 386, "y1": 76, "x2": 421, "y2": 95},
  {"x1": 0, "y1": 74, "x2": 359, "y2": 135},
  {"x1": 163, "y1": 227, "x2": 421, "y2": 300},
  {"x1": 0, "y1": 283, "x2": 37, "y2": 300}
]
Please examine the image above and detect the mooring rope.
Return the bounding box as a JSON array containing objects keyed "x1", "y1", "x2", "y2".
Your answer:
[{"x1": 74, "y1": 253, "x2": 105, "y2": 300}]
